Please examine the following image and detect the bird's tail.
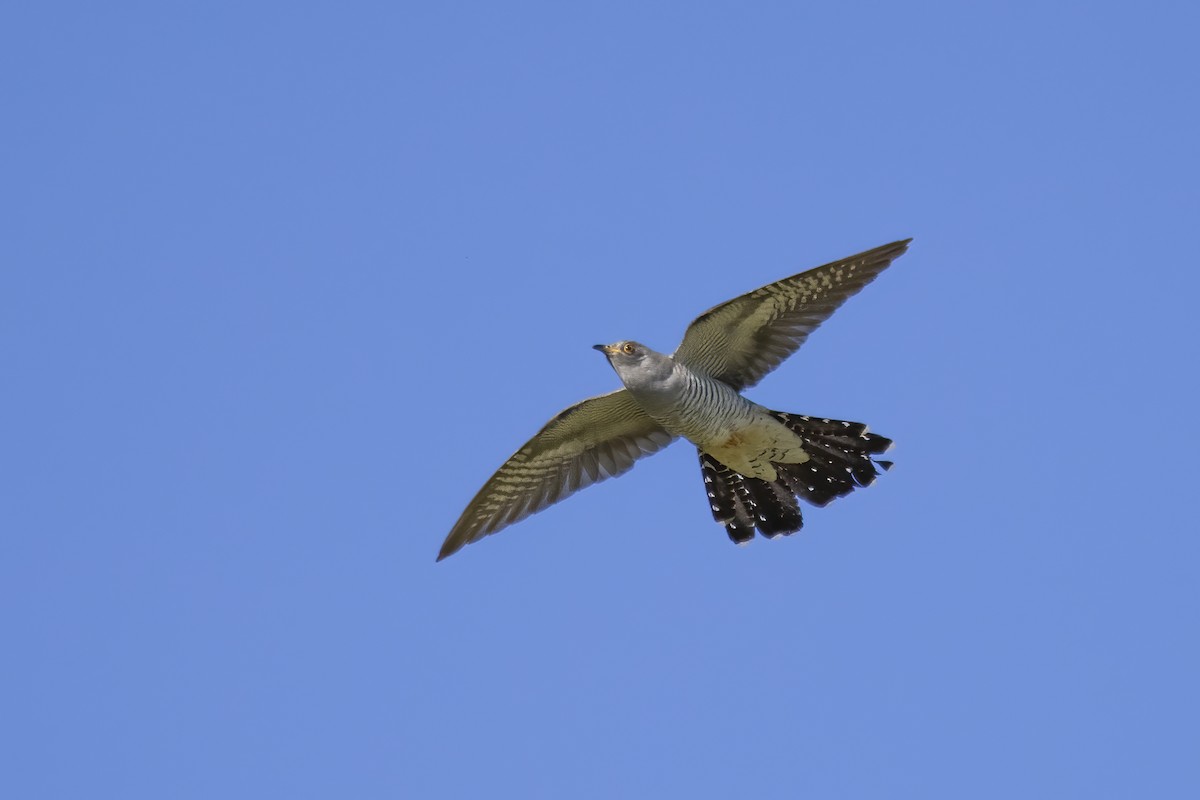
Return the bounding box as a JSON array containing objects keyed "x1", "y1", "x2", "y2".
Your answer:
[{"x1": 699, "y1": 412, "x2": 893, "y2": 544}]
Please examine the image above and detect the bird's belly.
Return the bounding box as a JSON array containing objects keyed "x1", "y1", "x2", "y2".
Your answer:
[
  {"x1": 691, "y1": 416, "x2": 810, "y2": 481},
  {"x1": 626, "y1": 371, "x2": 807, "y2": 480}
]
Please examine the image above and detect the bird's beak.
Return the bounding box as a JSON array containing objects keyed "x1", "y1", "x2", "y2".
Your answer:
[{"x1": 593, "y1": 343, "x2": 616, "y2": 356}]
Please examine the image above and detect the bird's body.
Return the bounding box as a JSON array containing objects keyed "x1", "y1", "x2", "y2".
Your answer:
[
  {"x1": 437, "y1": 239, "x2": 911, "y2": 560},
  {"x1": 608, "y1": 346, "x2": 803, "y2": 481}
]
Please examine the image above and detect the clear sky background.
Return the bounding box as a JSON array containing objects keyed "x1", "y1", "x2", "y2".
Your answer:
[{"x1": 3, "y1": 2, "x2": 1198, "y2": 798}]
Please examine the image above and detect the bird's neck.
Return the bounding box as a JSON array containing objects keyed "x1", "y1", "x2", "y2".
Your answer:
[{"x1": 617, "y1": 355, "x2": 688, "y2": 414}]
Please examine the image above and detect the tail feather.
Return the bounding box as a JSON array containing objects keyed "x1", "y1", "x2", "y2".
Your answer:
[
  {"x1": 743, "y1": 474, "x2": 803, "y2": 538},
  {"x1": 699, "y1": 453, "x2": 760, "y2": 543},
  {"x1": 697, "y1": 411, "x2": 892, "y2": 544}
]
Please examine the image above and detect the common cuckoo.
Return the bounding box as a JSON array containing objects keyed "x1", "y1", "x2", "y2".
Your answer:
[{"x1": 438, "y1": 239, "x2": 911, "y2": 560}]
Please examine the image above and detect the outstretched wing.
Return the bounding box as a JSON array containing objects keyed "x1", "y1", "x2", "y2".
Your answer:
[
  {"x1": 673, "y1": 239, "x2": 911, "y2": 390},
  {"x1": 438, "y1": 389, "x2": 675, "y2": 560}
]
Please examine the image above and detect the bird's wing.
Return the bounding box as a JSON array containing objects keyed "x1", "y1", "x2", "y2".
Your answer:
[
  {"x1": 673, "y1": 239, "x2": 911, "y2": 390},
  {"x1": 438, "y1": 389, "x2": 675, "y2": 560}
]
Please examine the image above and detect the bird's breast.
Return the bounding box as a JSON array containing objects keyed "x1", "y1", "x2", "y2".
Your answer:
[{"x1": 623, "y1": 366, "x2": 752, "y2": 447}]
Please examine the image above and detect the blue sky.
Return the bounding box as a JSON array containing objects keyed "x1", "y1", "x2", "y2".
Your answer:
[{"x1": 3, "y1": 2, "x2": 1198, "y2": 797}]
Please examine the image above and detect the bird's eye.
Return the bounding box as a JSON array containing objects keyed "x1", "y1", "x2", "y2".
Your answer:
[{"x1": 623, "y1": 343, "x2": 635, "y2": 355}]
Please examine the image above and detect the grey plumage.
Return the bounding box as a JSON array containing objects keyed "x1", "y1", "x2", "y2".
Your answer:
[{"x1": 437, "y1": 239, "x2": 911, "y2": 561}]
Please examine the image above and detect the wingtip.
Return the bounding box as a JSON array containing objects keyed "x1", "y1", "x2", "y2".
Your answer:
[
  {"x1": 857, "y1": 238, "x2": 912, "y2": 266},
  {"x1": 871, "y1": 238, "x2": 913, "y2": 266}
]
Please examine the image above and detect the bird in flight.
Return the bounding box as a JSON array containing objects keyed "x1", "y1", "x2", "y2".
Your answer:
[{"x1": 438, "y1": 239, "x2": 911, "y2": 561}]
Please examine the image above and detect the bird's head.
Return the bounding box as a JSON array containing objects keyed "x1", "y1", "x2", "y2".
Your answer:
[
  {"x1": 593, "y1": 340, "x2": 649, "y2": 363},
  {"x1": 593, "y1": 341, "x2": 673, "y2": 389}
]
